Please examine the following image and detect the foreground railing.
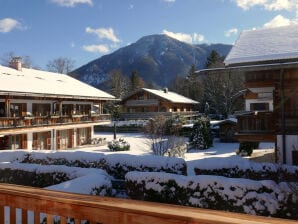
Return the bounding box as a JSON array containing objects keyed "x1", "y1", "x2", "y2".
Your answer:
[{"x1": 0, "y1": 184, "x2": 296, "y2": 224}]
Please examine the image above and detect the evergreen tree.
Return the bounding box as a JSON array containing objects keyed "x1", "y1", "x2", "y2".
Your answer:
[
  {"x1": 169, "y1": 65, "x2": 203, "y2": 111},
  {"x1": 205, "y1": 50, "x2": 225, "y2": 68},
  {"x1": 186, "y1": 64, "x2": 203, "y2": 109},
  {"x1": 130, "y1": 70, "x2": 145, "y2": 92},
  {"x1": 189, "y1": 116, "x2": 213, "y2": 150}
]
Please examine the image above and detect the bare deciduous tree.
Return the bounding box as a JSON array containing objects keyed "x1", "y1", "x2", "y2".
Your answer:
[
  {"x1": 202, "y1": 71, "x2": 244, "y2": 117},
  {"x1": 108, "y1": 69, "x2": 129, "y2": 99},
  {"x1": 144, "y1": 115, "x2": 187, "y2": 157},
  {"x1": 1, "y1": 52, "x2": 37, "y2": 69},
  {"x1": 47, "y1": 57, "x2": 75, "y2": 74}
]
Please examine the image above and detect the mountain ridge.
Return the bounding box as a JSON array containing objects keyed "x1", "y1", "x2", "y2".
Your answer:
[{"x1": 70, "y1": 34, "x2": 232, "y2": 89}]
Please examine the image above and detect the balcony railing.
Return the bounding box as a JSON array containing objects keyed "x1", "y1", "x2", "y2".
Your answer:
[
  {"x1": 235, "y1": 111, "x2": 276, "y2": 141},
  {"x1": 0, "y1": 114, "x2": 111, "y2": 129},
  {"x1": 236, "y1": 111, "x2": 275, "y2": 134},
  {"x1": 0, "y1": 183, "x2": 296, "y2": 224},
  {"x1": 126, "y1": 99, "x2": 159, "y2": 106},
  {"x1": 120, "y1": 111, "x2": 199, "y2": 120}
]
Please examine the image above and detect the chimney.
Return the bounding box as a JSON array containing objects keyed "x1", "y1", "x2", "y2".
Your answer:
[
  {"x1": 163, "y1": 87, "x2": 168, "y2": 93},
  {"x1": 9, "y1": 57, "x2": 22, "y2": 71}
]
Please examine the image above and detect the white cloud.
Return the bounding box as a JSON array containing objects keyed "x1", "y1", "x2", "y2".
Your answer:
[
  {"x1": 234, "y1": 0, "x2": 298, "y2": 11},
  {"x1": 225, "y1": 28, "x2": 238, "y2": 37},
  {"x1": 263, "y1": 14, "x2": 298, "y2": 27},
  {"x1": 193, "y1": 33, "x2": 205, "y2": 42},
  {"x1": 0, "y1": 18, "x2": 22, "y2": 33},
  {"x1": 162, "y1": 30, "x2": 204, "y2": 44},
  {"x1": 234, "y1": 0, "x2": 267, "y2": 10},
  {"x1": 85, "y1": 27, "x2": 120, "y2": 43},
  {"x1": 82, "y1": 44, "x2": 109, "y2": 53},
  {"x1": 51, "y1": 0, "x2": 93, "y2": 7},
  {"x1": 265, "y1": 0, "x2": 291, "y2": 11},
  {"x1": 164, "y1": 0, "x2": 176, "y2": 2}
]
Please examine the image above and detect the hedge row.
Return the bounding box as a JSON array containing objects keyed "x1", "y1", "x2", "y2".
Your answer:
[
  {"x1": 0, "y1": 168, "x2": 69, "y2": 187},
  {"x1": 0, "y1": 162, "x2": 113, "y2": 196},
  {"x1": 192, "y1": 157, "x2": 298, "y2": 182},
  {"x1": 125, "y1": 171, "x2": 298, "y2": 219},
  {"x1": 17, "y1": 151, "x2": 187, "y2": 179}
]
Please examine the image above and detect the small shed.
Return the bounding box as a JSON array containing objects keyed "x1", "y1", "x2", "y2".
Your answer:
[{"x1": 212, "y1": 119, "x2": 237, "y2": 142}]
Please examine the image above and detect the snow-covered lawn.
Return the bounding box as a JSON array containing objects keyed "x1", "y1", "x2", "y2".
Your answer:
[
  {"x1": 74, "y1": 132, "x2": 276, "y2": 176},
  {"x1": 91, "y1": 132, "x2": 275, "y2": 165}
]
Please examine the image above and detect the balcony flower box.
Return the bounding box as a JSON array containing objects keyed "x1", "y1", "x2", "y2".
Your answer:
[
  {"x1": 24, "y1": 116, "x2": 34, "y2": 120},
  {"x1": 50, "y1": 115, "x2": 60, "y2": 119},
  {"x1": 71, "y1": 114, "x2": 83, "y2": 118}
]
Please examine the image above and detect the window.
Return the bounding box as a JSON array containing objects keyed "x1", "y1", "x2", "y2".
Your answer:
[
  {"x1": 62, "y1": 104, "x2": 73, "y2": 116},
  {"x1": 250, "y1": 103, "x2": 269, "y2": 111},
  {"x1": 76, "y1": 104, "x2": 91, "y2": 115},
  {"x1": 33, "y1": 103, "x2": 50, "y2": 116},
  {"x1": 0, "y1": 102, "x2": 5, "y2": 117},
  {"x1": 10, "y1": 103, "x2": 26, "y2": 117}
]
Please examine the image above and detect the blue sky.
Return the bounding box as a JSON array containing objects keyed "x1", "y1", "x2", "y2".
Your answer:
[{"x1": 0, "y1": 0, "x2": 297, "y2": 69}]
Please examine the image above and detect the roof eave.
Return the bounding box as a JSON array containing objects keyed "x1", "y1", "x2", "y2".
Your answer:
[
  {"x1": 196, "y1": 60, "x2": 298, "y2": 75},
  {"x1": 0, "y1": 91, "x2": 115, "y2": 101}
]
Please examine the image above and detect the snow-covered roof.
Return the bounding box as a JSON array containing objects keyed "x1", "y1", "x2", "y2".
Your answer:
[
  {"x1": 142, "y1": 88, "x2": 199, "y2": 104},
  {"x1": 0, "y1": 65, "x2": 115, "y2": 100},
  {"x1": 225, "y1": 25, "x2": 298, "y2": 66}
]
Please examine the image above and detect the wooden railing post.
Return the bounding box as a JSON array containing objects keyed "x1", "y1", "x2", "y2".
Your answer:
[{"x1": 0, "y1": 205, "x2": 4, "y2": 224}]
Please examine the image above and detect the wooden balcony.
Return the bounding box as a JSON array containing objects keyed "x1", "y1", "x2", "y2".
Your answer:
[
  {"x1": 0, "y1": 183, "x2": 296, "y2": 224},
  {"x1": 236, "y1": 111, "x2": 276, "y2": 142},
  {"x1": 120, "y1": 111, "x2": 199, "y2": 120},
  {"x1": 0, "y1": 114, "x2": 111, "y2": 130},
  {"x1": 126, "y1": 99, "x2": 159, "y2": 106}
]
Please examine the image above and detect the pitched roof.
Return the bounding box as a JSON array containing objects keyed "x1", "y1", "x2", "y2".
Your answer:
[
  {"x1": 224, "y1": 25, "x2": 298, "y2": 66},
  {"x1": 0, "y1": 65, "x2": 115, "y2": 100},
  {"x1": 141, "y1": 88, "x2": 198, "y2": 104}
]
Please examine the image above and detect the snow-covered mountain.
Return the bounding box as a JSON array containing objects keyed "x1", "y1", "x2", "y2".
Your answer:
[{"x1": 70, "y1": 34, "x2": 232, "y2": 89}]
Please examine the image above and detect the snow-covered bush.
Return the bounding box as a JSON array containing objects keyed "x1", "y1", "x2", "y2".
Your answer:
[
  {"x1": 0, "y1": 162, "x2": 113, "y2": 196},
  {"x1": 11, "y1": 151, "x2": 186, "y2": 179},
  {"x1": 0, "y1": 167, "x2": 69, "y2": 187},
  {"x1": 104, "y1": 154, "x2": 186, "y2": 179},
  {"x1": 237, "y1": 141, "x2": 259, "y2": 156},
  {"x1": 125, "y1": 171, "x2": 298, "y2": 219},
  {"x1": 167, "y1": 141, "x2": 188, "y2": 158},
  {"x1": 108, "y1": 138, "x2": 130, "y2": 151},
  {"x1": 192, "y1": 157, "x2": 298, "y2": 182},
  {"x1": 189, "y1": 117, "x2": 213, "y2": 150},
  {"x1": 89, "y1": 137, "x2": 106, "y2": 145}
]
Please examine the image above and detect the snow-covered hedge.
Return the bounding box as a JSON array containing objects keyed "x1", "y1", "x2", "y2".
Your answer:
[
  {"x1": 125, "y1": 171, "x2": 298, "y2": 219},
  {"x1": 0, "y1": 163, "x2": 69, "y2": 187},
  {"x1": 2, "y1": 151, "x2": 186, "y2": 179},
  {"x1": 0, "y1": 162, "x2": 113, "y2": 196},
  {"x1": 192, "y1": 157, "x2": 298, "y2": 182}
]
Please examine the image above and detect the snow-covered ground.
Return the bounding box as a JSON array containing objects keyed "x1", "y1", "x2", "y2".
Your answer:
[
  {"x1": 90, "y1": 132, "x2": 275, "y2": 175},
  {"x1": 92, "y1": 132, "x2": 274, "y2": 159}
]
